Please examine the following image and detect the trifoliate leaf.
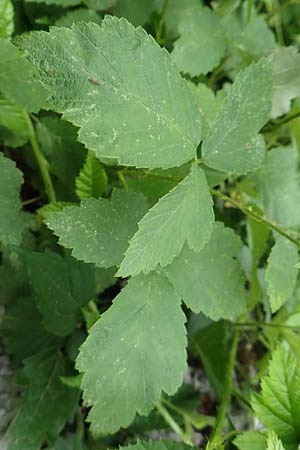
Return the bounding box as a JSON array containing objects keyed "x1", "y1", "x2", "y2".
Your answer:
[
  {"x1": 172, "y1": 6, "x2": 226, "y2": 76},
  {"x1": 0, "y1": 0, "x2": 14, "y2": 38},
  {"x1": 165, "y1": 222, "x2": 247, "y2": 321},
  {"x1": 0, "y1": 38, "x2": 48, "y2": 113},
  {"x1": 118, "y1": 165, "x2": 214, "y2": 277},
  {"x1": 0, "y1": 153, "x2": 24, "y2": 246},
  {"x1": 114, "y1": 0, "x2": 157, "y2": 26},
  {"x1": 76, "y1": 272, "x2": 187, "y2": 435},
  {"x1": 75, "y1": 151, "x2": 107, "y2": 200},
  {"x1": 0, "y1": 94, "x2": 29, "y2": 147},
  {"x1": 234, "y1": 431, "x2": 267, "y2": 450},
  {"x1": 267, "y1": 431, "x2": 286, "y2": 450},
  {"x1": 36, "y1": 116, "x2": 86, "y2": 201},
  {"x1": 187, "y1": 82, "x2": 219, "y2": 140},
  {"x1": 7, "y1": 351, "x2": 79, "y2": 450},
  {"x1": 252, "y1": 344, "x2": 300, "y2": 449},
  {"x1": 47, "y1": 189, "x2": 148, "y2": 268},
  {"x1": 25, "y1": 250, "x2": 95, "y2": 336},
  {"x1": 270, "y1": 47, "x2": 300, "y2": 118},
  {"x1": 266, "y1": 236, "x2": 298, "y2": 313},
  {"x1": 18, "y1": 16, "x2": 201, "y2": 169},
  {"x1": 251, "y1": 146, "x2": 300, "y2": 228},
  {"x1": 202, "y1": 58, "x2": 272, "y2": 174}
]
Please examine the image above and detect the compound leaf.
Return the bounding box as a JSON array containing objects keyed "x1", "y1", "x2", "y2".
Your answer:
[
  {"x1": 47, "y1": 189, "x2": 148, "y2": 268},
  {"x1": 19, "y1": 16, "x2": 201, "y2": 169},
  {"x1": 266, "y1": 236, "x2": 298, "y2": 313},
  {"x1": 25, "y1": 251, "x2": 95, "y2": 336},
  {"x1": 0, "y1": 152, "x2": 24, "y2": 246},
  {"x1": 7, "y1": 351, "x2": 79, "y2": 450},
  {"x1": 118, "y1": 164, "x2": 214, "y2": 277},
  {"x1": 252, "y1": 344, "x2": 300, "y2": 449},
  {"x1": 75, "y1": 151, "x2": 107, "y2": 200},
  {"x1": 165, "y1": 222, "x2": 247, "y2": 321},
  {"x1": 76, "y1": 272, "x2": 187, "y2": 435},
  {"x1": 202, "y1": 58, "x2": 272, "y2": 174},
  {"x1": 172, "y1": 6, "x2": 226, "y2": 76}
]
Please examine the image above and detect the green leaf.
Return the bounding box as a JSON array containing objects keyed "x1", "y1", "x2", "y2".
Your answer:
[
  {"x1": 47, "y1": 189, "x2": 148, "y2": 268},
  {"x1": 1, "y1": 296, "x2": 58, "y2": 362},
  {"x1": 85, "y1": 0, "x2": 116, "y2": 9},
  {"x1": 165, "y1": 222, "x2": 247, "y2": 321},
  {"x1": 26, "y1": 0, "x2": 81, "y2": 5},
  {"x1": 0, "y1": 0, "x2": 14, "y2": 38},
  {"x1": 0, "y1": 152, "x2": 24, "y2": 246},
  {"x1": 7, "y1": 351, "x2": 79, "y2": 450},
  {"x1": 202, "y1": 58, "x2": 272, "y2": 174},
  {"x1": 37, "y1": 202, "x2": 75, "y2": 221},
  {"x1": 114, "y1": 0, "x2": 157, "y2": 26},
  {"x1": 172, "y1": 6, "x2": 226, "y2": 76},
  {"x1": 25, "y1": 250, "x2": 95, "y2": 336},
  {"x1": 266, "y1": 236, "x2": 298, "y2": 313},
  {"x1": 55, "y1": 8, "x2": 102, "y2": 27},
  {"x1": 0, "y1": 94, "x2": 29, "y2": 147},
  {"x1": 18, "y1": 16, "x2": 201, "y2": 169},
  {"x1": 270, "y1": 47, "x2": 300, "y2": 118},
  {"x1": 118, "y1": 164, "x2": 214, "y2": 277},
  {"x1": 234, "y1": 431, "x2": 267, "y2": 450},
  {"x1": 76, "y1": 272, "x2": 187, "y2": 435},
  {"x1": 0, "y1": 38, "x2": 48, "y2": 112},
  {"x1": 75, "y1": 151, "x2": 107, "y2": 200},
  {"x1": 187, "y1": 82, "x2": 219, "y2": 140},
  {"x1": 250, "y1": 146, "x2": 300, "y2": 228},
  {"x1": 252, "y1": 344, "x2": 300, "y2": 449},
  {"x1": 155, "y1": 0, "x2": 200, "y2": 39},
  {"x1": 267, "y1": 431, "x2": 286, "y2": 450},
  {"x1": 189, "y1": 319, "x2": 230, "y2": 398}
]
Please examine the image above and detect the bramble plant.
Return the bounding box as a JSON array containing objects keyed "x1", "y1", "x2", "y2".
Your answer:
[{"x1": 1, "y1": 0, "x2": 300, "y2": 449}]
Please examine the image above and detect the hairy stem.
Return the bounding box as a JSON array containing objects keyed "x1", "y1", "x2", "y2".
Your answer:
[
  {"x1": 210, "y1": 189, "x2": 300, "y2": 246},
  {"x1": 156, "y1": 401, "x2": 192, "y2": 445},
  {"x1": 24, "y1": 112, "x2": 56, "y2": 203}
]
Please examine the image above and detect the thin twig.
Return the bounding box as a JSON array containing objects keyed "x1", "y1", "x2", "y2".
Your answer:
[{"x1": 24, "y1": 112, "x2": 56, "y2": 203}]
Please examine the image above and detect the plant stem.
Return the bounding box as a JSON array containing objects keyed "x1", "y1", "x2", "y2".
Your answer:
[
  {"x1": 156, "y1": 401, "x2": 192, "y2": 445},
  {"x1": 235, "y1": 321, "x2": 300, "y2": 330},
  {"x1": 210, "y1": 189, "x2": 300, "y2": 246},
  {"x1": 156, "y1": 0, "x2": 170, "y2": 44},
  {"x1": 264, "y1": 110, "x2": 300, "y2": 131},
  {"x1": 24, "y1": 112, "x2": 56, "y2": 203},
  {"x1": 210, "y1": 327, "x2": 239, "y2": 447}
]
